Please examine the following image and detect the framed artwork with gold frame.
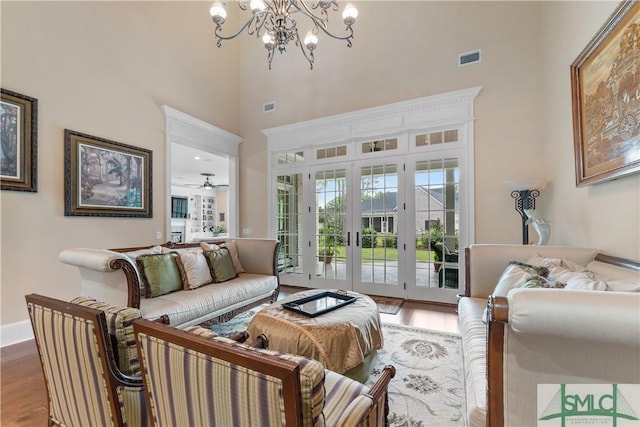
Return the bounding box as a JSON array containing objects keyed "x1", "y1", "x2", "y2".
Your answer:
[
  {"x1": 1, "y1": 88, "x2": 38, "y2": 192},
  {"x1": 570, "y1": 0, "x2": 640, "y2": 186},
  {"x1": 64, "y1": 129, "x2": 152, "y2": 217}
]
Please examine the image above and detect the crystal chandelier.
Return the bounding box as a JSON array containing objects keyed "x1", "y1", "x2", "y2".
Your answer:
[{"x1": 209, "y1": 0, "x2": 358, "y2": 70}]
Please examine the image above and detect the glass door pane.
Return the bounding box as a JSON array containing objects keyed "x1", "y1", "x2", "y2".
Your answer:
[
  {"x1": 408, "y1": 157, "x2": 461, "y2": 301},
  {"x1": 311, "y1": 167, "x2": 349, "y2": 289},
  {"x1": 353, "y1": 161, "x2": 403, "y2": 297},
  {"x1": 276, "y1": 172, "x2": 306, "y2": 286}
]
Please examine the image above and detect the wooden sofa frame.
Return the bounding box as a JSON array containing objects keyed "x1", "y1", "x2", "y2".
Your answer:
[
  {"x1": 479, "y1": 252, "x2": 640, "y2": 427},
  {"x1": 108, "y1": 240, "x2": 281, "y2": 325}
]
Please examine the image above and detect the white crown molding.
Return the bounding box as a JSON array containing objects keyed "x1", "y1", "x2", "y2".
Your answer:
[
  {"x1": 161, "y1": 105, "x2": 242, "y2": 157},
  {"x1": 263, "y1": 86, "x2": 482, "y2": 151}
]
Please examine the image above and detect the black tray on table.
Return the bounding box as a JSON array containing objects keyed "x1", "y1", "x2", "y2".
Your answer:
[{"x1": 282, "y1": 291, "x2": 357, "y2": 318}]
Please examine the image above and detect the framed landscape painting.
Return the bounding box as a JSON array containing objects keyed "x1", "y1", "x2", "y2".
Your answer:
[
  {"x1": 570, "y1": 0, "x2": 640, "y2": 186},
  {"x1": 64, "y1": 130, "x2": 152, "y2": 217},
  {"x1": 1, "y1": 88, "x2": 37, "y2": 192}
]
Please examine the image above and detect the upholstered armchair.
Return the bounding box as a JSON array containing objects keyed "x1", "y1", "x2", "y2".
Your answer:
[
  {"x1": 25, "y1": 294, "x2": 148, "y2": 427},
  {"x1": 133, "y1": 318, "x2": 396, "y2": 427}
]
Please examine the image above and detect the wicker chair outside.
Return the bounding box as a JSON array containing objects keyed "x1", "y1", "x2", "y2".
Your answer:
[
  {"x1": 134, "y1": 318, "x2": 396, "y2": 427},
  {"x1": 26, "y1": 294, "x2": 148, "y2": 427}
]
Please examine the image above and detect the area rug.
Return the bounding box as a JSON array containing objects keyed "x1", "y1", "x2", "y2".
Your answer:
[
  {"x1": 211, "y1": 309, "x2": 466, "y2": 427},
  {"x1": 370, "y1": 295, "x2": 404, "y2": 315},
  {"x1": 368, "y1": 324, "x2": 465, "y2": 427}
]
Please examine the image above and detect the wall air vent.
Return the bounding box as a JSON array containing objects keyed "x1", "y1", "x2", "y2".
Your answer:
[
  {"x1": 263, "y1": 101, "x2": 276, "y2": 113},
  {"x1": 458, "y1": 49, "x2": 481, "y2": 67}
]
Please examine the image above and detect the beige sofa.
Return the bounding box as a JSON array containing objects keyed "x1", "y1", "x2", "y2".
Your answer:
[
  {"x1": 59, "y1": 238, "x2": 280, "y2": 328},
  {"x1": 458, "y1": 244, "x2": 640, "y2": 427}
]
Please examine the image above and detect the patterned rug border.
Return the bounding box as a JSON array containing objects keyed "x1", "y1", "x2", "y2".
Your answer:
[{"x1": 380, "y1": 322, "x2": 461, "y2": 338}]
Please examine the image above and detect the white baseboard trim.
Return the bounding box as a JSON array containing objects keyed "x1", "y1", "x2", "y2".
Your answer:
[{"x1": 1, "y1": 320, "x2": 33, "y2": 347}]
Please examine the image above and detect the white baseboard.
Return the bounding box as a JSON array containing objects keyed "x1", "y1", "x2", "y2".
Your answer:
[{"x1": 1, "y1": 320, "x2": 33, "y2": 347}]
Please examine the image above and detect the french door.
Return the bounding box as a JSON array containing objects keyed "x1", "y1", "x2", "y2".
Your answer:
[
  {"x1": 267, "y1": 87, "x2": 480, "y2": 303},
  {"x1": 405, "y1": 151, "x2": 465, "y2": 303},
  {"x1": 309, "y1": 166, "x2": 351, "y2": 289},
  {"x1": 275, "y1": 152, "x2": 464, "y2": 303},
  {"x1": 351, "y1": 159, "x2": 404, "y2": 298}
]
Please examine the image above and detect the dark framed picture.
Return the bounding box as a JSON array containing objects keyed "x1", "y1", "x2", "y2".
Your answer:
[
  {"x1": 570, "y1": 0, "x2": 640, "y2": 186},
  {"x1": 64, "y1": 129, "x2": 152, "y2": 217},
  {"x1": 1, "y1": 88, "x2": 38, "y2": 192}
]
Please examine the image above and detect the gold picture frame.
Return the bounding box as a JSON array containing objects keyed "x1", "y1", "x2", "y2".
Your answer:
[
  {"x1": 570, "y1": 0, "x2": 640, "y2": 186},
  {"x1": 64, "y1": 129, "x2": 152, "y2": 217},
  {"x1": 1, "y1": 88, "x2": 38, "y2": 192}
]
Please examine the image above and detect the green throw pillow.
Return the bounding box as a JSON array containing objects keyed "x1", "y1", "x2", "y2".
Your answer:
[
  {"x1": 136, "y1": 252, "x2": 183, "y2": 298},
  {"x1": 204, "y1": 247, "x2": 238, "y2": 283}
]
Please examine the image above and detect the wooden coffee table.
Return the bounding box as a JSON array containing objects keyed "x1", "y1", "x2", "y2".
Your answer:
[{"x1": 247, "y1": 289, "x2": 383, "y2": 382}]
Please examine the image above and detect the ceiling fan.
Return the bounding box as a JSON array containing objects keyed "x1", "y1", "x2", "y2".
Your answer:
[{"x1": 186, "y1": 173, "x2": 228, "y2": 190}]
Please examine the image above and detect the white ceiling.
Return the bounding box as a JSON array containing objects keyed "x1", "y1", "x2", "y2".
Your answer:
[{"x1": 171, "y1": 144, "x2": 230, "y2": 189}]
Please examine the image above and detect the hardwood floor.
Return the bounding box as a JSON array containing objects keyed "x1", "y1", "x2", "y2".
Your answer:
[{"x1": 0, "y1": 286, "x2": 459, "y2": 426}]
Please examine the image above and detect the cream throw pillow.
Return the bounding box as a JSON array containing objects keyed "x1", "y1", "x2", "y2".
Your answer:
[
  {"x1": 122, "y1": 245, "x2": 163, "y2": 264},
  {"x1": 162, "y1": 246, "x2": 202, "y2": 255},
  {"x1": 606, "y1": 279, "x2": 640, "y2": 292},
  {"x1": 200, "y1": 242, "x2": 220, "y2": 251},
  {"x1": 222, "y1": 240, "x2": 245, "y2": 274},
  {"x1": 564, "y1": 271, "x2": 607, "y2": 290},
  {"x1": 177, "y1": 251, "x2": 213, "y2": 290}
]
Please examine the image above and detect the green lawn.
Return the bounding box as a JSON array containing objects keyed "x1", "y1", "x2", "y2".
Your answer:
[{"x1": 335, "y1": 246, "x2": 436, "y2": 262}]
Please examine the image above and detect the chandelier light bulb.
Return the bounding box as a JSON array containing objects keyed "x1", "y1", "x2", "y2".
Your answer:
[
  {"x1": 262, "y1": 32, "x2": 275, "y2": 49},
  {"x1": 250, "y1": 0, "x2": 266, "y2": 14},
  {"x1": 209, "y1": 2, "x2": 227, "y2": 24},
  {"x1": 304, "y1": 31, "x2": 318, "y2": 50},
  {"x1": 342, "y1": 3, "x2": 358, "y2": 26},
  {"x1": 210, "y1": 0, "x2": 358, "y2": 69}
]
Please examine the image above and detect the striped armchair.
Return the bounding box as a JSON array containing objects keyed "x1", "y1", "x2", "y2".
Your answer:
[
  {"x1": 25, "y1": 294, "x2": 148, "y2": 427},
  {"x1": 134, "y1": 319, "x2": 396, "y2": 427}
]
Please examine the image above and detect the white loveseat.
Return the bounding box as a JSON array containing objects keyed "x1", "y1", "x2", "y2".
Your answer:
[
  {"x1": 59, "y1": 238, "x2": 280, "y2": 328},
  {"x1": 458, "y1": 244, "x2": 640, "y2": 427}
]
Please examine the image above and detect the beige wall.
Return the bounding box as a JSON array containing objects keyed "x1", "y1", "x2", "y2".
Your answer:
[
  {"x1": 541, "y1": 2, "x2": 640, "y2": 258},
  {"x1": 237, "y1": 1, "x2": 546, "y2": 244},
  {"x1": 235, "y1": 1, "x2": 638, "y2": 258},
  {"x1": 2, "y1": 1, "x2": 638, "y2": 333},
  {"x1": 1, "y1": 1, "x2": 239, "y2": 326}
]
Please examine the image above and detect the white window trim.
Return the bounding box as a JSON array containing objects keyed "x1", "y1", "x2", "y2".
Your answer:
[
  {"x1": 263, "y1": 86, "x2": 482, "y2": 240},
  {"x1": 162, "y1": 105, "x2": 242, "y2": 238}
]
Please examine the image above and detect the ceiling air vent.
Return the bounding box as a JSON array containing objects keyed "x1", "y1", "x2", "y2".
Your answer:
[
  {"x1": 263, "y1": 101, "x2": 276, "y2": 113},
  {"x1": 458, "y1": 49, "x2": 481, "y2": 67}
]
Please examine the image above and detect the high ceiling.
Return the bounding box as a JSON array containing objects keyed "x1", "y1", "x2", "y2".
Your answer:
[{"x1": 171, "y1": 144, "x2": 230, "y2": 189}]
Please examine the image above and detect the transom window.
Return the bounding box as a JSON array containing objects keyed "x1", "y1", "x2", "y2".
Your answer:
[
  {"x1": 361, "y1": 138, "x2": 397, "y2": 154},
  {"x1": 278, "y1": 151, "x2": 304, "y2": 164},
  {"x1": 316, "y1": 145, "x2": 347, "y2": 160},
  {"x1": 416, "y1": 130, "x2": 458, "y2": 147}
]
